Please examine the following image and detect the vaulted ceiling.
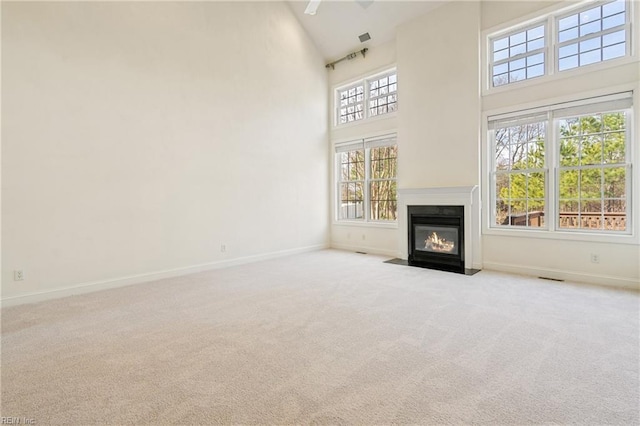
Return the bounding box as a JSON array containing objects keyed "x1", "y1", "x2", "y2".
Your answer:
[{"x1": 287, "y1": 0, "x2": 445, "y2": 61}]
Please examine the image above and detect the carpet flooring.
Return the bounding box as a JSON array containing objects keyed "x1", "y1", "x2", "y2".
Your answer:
[{"x1": 1, "y1": 249, "x2": 639, "y2": 424}]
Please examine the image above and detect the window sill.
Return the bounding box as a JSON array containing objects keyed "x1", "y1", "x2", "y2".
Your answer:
[
  {"x1": 333, "y1": 220, "x2": 398, "y2": 229},
  {"x1": 332, "y1": 111, "x2": 398, "y2": 132},
  {"x1": 482, "y1": 226, "x2": 638, "y2": 245}
]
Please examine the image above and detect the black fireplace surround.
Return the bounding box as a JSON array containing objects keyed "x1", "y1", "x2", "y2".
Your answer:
[{"x1": 408, "y1": 205, "x2": 465, "y2": 273}]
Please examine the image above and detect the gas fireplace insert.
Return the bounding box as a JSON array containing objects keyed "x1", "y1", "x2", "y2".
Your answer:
[{"x1": 408, "y1": 205, "x2": 464, "y2": 273}]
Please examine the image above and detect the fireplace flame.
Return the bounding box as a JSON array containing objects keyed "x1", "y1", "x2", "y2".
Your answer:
[{"x1": 425, "y1": 232, "x2": 455, "y2": 253}]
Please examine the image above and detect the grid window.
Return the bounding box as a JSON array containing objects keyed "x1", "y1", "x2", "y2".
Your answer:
[
  {"x1": 335, "y1": 136, "x2": 398, "y2": 222},
  {"x1": 369, "y1": 145, "x2": 398, "y2": 220},
  {"x1": 494, "y1": 122, "x2": 547, "y2": 227},
  {"x1": 368, "y1": 72, "x2": 398, "y2": 117},
  {"x1": 335, "y1": 69, "x2": 397, "y2": 126},
  {"x1": 557, "y1": 0, "x2": 627, "y2": 71},
  {"x1": 489, "y1": 94, "x2": 632, "y2": 235},
  {"x1": 338, "y1": 150, "x2": 365, "y2": 219},
  {"x1": 491, "y1": 23, "x2": 546, "y2": 87},
  {"x1": 338, "y1": 84, "x2": 365, "y2": 125},
  {"x1": 558, "y1": 111, "x2": 627, "y2": 231}
]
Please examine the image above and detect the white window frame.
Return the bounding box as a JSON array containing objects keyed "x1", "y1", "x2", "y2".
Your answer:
[
  {"x1": 334, "y1": 68, "x2": 397, "y2": 128},
  {"x1": 555, "y1": 0, "x2": 631, "y2": 72},
  {"x1": 483, "y1": 0, "x2": 635, "y2": 94},
  {"x1": 489, "y1": 21, "x2": 548, "y2": 88},
  {"x1": 334, "y1": 134, "x2": 398, "y2": 224},
  {"x1": 485, "y1": 91, "x2": 634, "y2": 242}
]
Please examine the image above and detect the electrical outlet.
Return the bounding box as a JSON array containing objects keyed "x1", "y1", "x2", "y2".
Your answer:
[
  {"x1": 221, "y1": 244, "x2": 226, "y2": 252},
  {"x1": 14, "y1": 270, "x2": 24, "y2": 281},
  {"x1": 590, "y1": 253, "x2": 600, "y2": 264}
]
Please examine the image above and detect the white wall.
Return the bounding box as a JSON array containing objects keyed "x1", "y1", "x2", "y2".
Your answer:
[
  {"x1": 2, "y1": 1, "x2": 329, "y2": 304},
  {"x1": 397, "y1": 1, "x2": 481, "y2": 189},
  {"x1": 328, "y1": 40, "x2": 399, "y2": 256},
  {"x1": 480, "y1": 1, "x2": 640, "y2": 288}
]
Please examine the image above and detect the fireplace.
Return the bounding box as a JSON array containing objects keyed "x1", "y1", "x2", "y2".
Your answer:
[{"x1": 408, "y1": 205, "x2": 465, "y2": 273}]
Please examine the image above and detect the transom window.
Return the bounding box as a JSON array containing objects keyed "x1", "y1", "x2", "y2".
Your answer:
[
  {"x1": 335, "y1": 69, "x2": 397, "y2": 126},
  {"x1": 491, "y1": 23, "x2": 546, "y2": 87},
  {"x1": 337, "y1": 83, "x2": 365, "y2": 124},
  {"x1": 335, "y1": 135, "x2": 398, "y2": 222},
  {"x1": 487, "y1": 0, "x2": 631, "y2": 90},
  {"x1": 368, "y1": 72, "x2": 397, "y2": 117},
  {"x1": 489, "y1": 93, "x2": 632, "y2": 234},
  {"x1": 557, "y1": 0, "x2": 628, "y2": 71}
]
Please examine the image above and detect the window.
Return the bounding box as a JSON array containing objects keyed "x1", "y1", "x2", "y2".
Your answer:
[
  {"x1": 337, "y1": 82, "x2": 365, "y2": 124},
  {"x1": 489, "y1": 93, "x2": 632, "y2": 233},
  {"x1": 335, "y1": 69, "x2": 397, "y2": 126},
  {"x1": 491, "y1": 23, "x2": 546, "y2": 87},
  {"x1": 368, "y1": 71, "x2": 398, "y2": 117},
  {"x1": 487, "y1": 0, "x2": 631, "y2": 89},
  {"x1": 557, "y1": 0, "x2": 628, "y2": 71},
  {"x1": 336, "y1": 135, "x2": 398, "y2": 222}
]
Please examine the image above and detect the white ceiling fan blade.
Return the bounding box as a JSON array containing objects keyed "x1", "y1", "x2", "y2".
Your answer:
[{"x1": 304, "y1": 0, "x2": 322, "y2": 16}]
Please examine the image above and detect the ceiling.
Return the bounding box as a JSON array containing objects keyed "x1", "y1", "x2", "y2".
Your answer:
[{"x1": 287, "y1": 0, "x2": 445, "y2": 62}]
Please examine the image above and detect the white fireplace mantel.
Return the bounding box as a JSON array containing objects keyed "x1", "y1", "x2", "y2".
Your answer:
[{"x1": 398, "y1": 186, "x2": 481, "y2": 270}]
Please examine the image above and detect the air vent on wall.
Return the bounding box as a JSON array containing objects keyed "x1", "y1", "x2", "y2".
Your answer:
[{"x1": 359, "y1": 32, "x2": 371, "y2": 43}]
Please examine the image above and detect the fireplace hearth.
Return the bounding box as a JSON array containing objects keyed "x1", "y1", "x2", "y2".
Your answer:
[{"x1": 408, "y1": 205, "x2": 465, "y2": 273}]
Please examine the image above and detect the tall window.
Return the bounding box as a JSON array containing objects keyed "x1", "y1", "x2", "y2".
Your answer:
[
  {"x1": 489, "y1": 93, "x2": 632, "y2": 233},
  {"x1": 336, "y1": 135, "x2": 398, "y2": 222},
  {"x1": 335, "y1": 69, "x2": 397, "y2": 126}
]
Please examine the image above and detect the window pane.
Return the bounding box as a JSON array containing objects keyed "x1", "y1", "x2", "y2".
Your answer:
[
  {"x1": 559, "y1": 170, "x2": 579, "y2": 198},
  {"x1": 603, "y1": 43, "x2": 625, "y2": 60},
  {"x1": 604, "y1": 167, "x2": 626, "y2": 198},
  {"x1": 559, "y1": 14, "x2": 578, "y2": 31},
  {"x1": 559, "y1": 138, "x2": 580, "y2": 167},
  {"x1": 527, "y1": 53, "x2": 544, "y2": 66},
  {"x1": 527, "y1": 38, "x2": 545, "y2": 51},
  {"x1": 579, "y1": 37, "x2": 601, "y2": 52},
  {"x1": 559, "y1": 27, "x2": 579, "y2": 42},
  {"x1": 510, "y1": 43, "x2": 526, "y2": 57},
  {"x1": 509, "y1": 68, "x2": 526, "y2": 83},
  {"x1": 527, "y1": 25, "x2": 544, "y2": 40},
  {"x1": 370, "y1": 180, "x2": 397, "y2": 221},
  {"x1": 603, "y1": 13, "x2": 625, "y2": 30},
  {"x1": 580, "y1": 49, "x2": 601, "y2": 65},
  {"x1": 527, "y1": 64, "x2": 544, "y2": 78},
  {"x1": 580, "y1": 169, "x2": 602, "y2": 199},
  {"x1": 370, "y1": 146, "x2": 397, "y2": 179},
  {"x1": 493, "y1": 36, "x2": 509, "y2": 51},
  {"x1": 510, "y1": 31, "x2": 526, "y2": 45},
  {"x1": 603, "y1": 0, "x2": 625, "y2": 17},
  {"x1": 559, "y1": 55, "x2": 579, "y2": 71},
  {"x1": 580, "y1": 6, "x2": 601, "y2": 24},
  {"x1": 559, "y1": 43, "x2": 578, "y2": 58}
]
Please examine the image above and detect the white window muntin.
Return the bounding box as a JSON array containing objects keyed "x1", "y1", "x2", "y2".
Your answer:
[
  {"x1": 488, "y1": 92, "x2": 633, "y2": 234},
  {"x1": 335, "y1": 134, "x2": 397, "y2": 222},
  {"x1": 555, "y1": 0, "x2": 630, "y2": 71},
  {"x1": 490, "y1": 21, "x2": 548, "y2": 87}
]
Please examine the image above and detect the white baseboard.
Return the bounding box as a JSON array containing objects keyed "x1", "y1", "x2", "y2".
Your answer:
[
  {"x1": 483, "y1": 261, "x2": 640, "y2": 291},
  {"x1": 1, "y1": 244, "x2": 329, "y2": 307},
  {"x1": 330, "y1": 243, "x2": 397, "y2": 258}
]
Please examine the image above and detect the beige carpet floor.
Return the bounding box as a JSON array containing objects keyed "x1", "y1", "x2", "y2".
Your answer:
[{"x1": 1, "y1": 249, "x2": 639, "y2": 425}]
